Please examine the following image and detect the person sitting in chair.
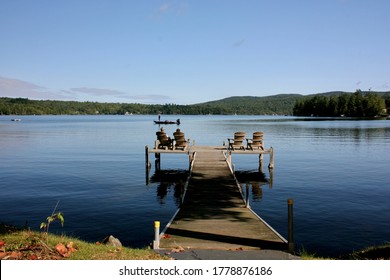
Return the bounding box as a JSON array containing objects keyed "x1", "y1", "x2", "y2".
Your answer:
[{"x1": 156, "y1": 127, "x2": 173, "y2": 149}]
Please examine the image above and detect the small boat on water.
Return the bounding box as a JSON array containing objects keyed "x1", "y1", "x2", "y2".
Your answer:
[
  {"x1": 11, "y1": 118, "x2": 21, "y2": 122},
  {"x1": 154, "y1": 118, "x2": 180, "y2": 125}
]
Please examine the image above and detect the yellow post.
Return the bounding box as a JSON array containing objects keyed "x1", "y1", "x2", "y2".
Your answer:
[{"x1": 153, "y1": 221, "x2": 160, "y2": 249}]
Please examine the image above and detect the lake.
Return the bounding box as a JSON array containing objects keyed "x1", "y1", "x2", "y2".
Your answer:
[{"x1": 1, "y1": 115, "x2": 389, "y2": 257}]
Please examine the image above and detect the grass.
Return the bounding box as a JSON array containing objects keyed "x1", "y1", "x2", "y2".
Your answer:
[
  {"x1": 0, "y1": 223, "x2": 168, "y2": 260},
  {"x1": 298, "y1": 248, "x2": 335, "y2": 260},
  {"x1": 1, "y1": 223, "x2": 389, "y2": 260},
  {"x1": 297, "y1": 244, "x2": 390, "y2": 260},
  {"x1": 343, "y1": 243, "x2": 390, "y2": 260}
]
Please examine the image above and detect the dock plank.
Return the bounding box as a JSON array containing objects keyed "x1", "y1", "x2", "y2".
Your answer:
[{"x1": 159, "y1": 146, "x2": 286, "y2": 250}]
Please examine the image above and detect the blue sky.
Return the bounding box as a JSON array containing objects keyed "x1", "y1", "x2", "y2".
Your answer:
[{"x1": 1, "y1": 0, "x2": 389, "y2": 105}]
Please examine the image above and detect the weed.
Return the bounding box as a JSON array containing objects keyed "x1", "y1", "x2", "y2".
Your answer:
[{"x1": 40, "y1": 201, "x2": 64, "y2": 239}]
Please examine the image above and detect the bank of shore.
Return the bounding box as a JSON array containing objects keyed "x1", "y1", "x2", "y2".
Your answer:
[{"x1": 1, "y1": 224, "x2": 388, "y2": 260}]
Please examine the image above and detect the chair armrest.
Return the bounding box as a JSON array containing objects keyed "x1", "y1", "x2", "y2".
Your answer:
[{"x1": 154, "y1": 140, "x2": 160, "y2": 149}]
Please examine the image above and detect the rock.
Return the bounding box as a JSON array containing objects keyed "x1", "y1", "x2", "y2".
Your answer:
[{"x1": 102, "y1": 235, "x2": 122, "y2": 248}]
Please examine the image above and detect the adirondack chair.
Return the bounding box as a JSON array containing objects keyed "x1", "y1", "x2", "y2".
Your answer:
[
  {"x1": 173, "y1": 129, "x2": 189, "y2": 150},
  {"x1": 246, "y1": 131, "x2": 264, "y2": 150},
  {"x1": 156, "y1": 128, "x2": 173, "y2": 150},
  {"x1": 227, "y1": 132, "x2": 246, "y2": 150}
]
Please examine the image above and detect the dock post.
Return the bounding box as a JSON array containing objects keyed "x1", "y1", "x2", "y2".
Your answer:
[
  {"x1": 287, "y1": 198, "x2": 295, "y2": 253},
  {"x1": 155, "y1": 153, "x2": 161, "y2": 171},
  {"x1": 245, "y1": 184, "x2": 250, "y2": 208},
  {"x1": 268, "y1": 147, "x2": 274, "y2": 169},
  {"x1": 189, "y1": 152, "x2": 193, "y2": 170},
  {"x1": 258, "y1": 153, "x2": 263, "y2": 171},
  {"x1": 153, "y1": 221, "x2": 160, "y2": 249},
  {"x1": 145, "y1": 146, "x2": 150, "y2": 168},
  {"x1": 227, "y1": 151, "x2": 232, "y2": 170},
  {"x1": 145, "y1": 146, "x2": 151, "y2": 185}
]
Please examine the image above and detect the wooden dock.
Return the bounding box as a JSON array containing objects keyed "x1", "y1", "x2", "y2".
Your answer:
[{"x1": 147, "y1": 145, "x2": 287, "y2": 251}]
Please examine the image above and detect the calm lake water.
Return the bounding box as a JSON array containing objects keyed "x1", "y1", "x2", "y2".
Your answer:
[{"x1": 1, "y1": 115, "x2": 389, "y2": 257}]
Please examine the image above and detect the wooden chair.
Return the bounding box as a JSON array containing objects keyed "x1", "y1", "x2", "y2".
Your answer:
[
  {"x1": 156, "y1": 130, "x2": 173, "y2": 150},
  {"x1": 247, "y1": 131, "x2": 264, "y2": 150},
  {"x1": 173, "y1": 129, "x2": 189, "y2": 150},
  {"x1": 227, "y1": 132, "x2": 246, "y2": 150}
]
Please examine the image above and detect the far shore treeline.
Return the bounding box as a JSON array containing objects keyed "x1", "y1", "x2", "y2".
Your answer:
[
  {"x1": 293, "y1": 90, "x2": 388, "y2": 117},
  {"x1": 1, "y1": 90, "x2": 389, "y2": 117}
]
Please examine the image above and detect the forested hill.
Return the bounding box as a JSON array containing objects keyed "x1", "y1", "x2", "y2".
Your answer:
[
  {"x1": 1, "y1": 91, "x2": 389, "y2": 116},
  {"x1": 202, "y1": 91, "x2": 390, "y2": 115},
  {"x1": 197, "y1": 94, "x2": 302, "y2": 115},
  {"x1": 0, "y1": 94, "x2": 303, "y2": 115}
]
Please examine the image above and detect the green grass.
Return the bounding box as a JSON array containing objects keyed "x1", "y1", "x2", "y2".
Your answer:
[
  {"x1": 1, "y1": 223, "x2": 389, "y2": 260},
  {"x1": 344, "y1": 243, "x2": 390, "y2": 260},
  {"x1": 0, "y1": 224, "x2": 168, "y2": 260},
  {"x1": 297, "y1": 243, "x2": 390, "y2": 260}
]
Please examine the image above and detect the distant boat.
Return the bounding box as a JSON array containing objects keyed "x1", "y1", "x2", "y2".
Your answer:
[
  {"x1": 11, "y1": 118, "x2": 21, "y2": 122},
  {"x1": 154, "y1": 118, "x2": 180, "y2": 125}
]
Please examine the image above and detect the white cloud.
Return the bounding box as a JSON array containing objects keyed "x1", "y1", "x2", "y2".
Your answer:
[
  {"x1": 0, "y1": 76, "x2": 44, "y2": 95},
  {"x1": 130, "y1": 94, "x2": 171, "y2": 101},
  {"x1": 151, "y1": 1, "x2": 188, "y2": 20},
  {"x1": 0, "y1": 76, "x2": 173, "y2": 103},
  {"x1": 70, "y1": 87, "x2": 171, "y2": 102},
  {"x1": 159, "y1": 2, "x2": 171, "y2": 13},
  {"x1": 151, "y1": 2, "x2": 171, "y2": 19},
  {"x1": 70, "y1": 87, "x2": 127, "y2": 97},
  {"x1": 0, "y1": 76, "x2": 70, "y2": 100}
]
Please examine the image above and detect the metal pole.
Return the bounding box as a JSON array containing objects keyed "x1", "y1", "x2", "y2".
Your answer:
[
  {"x1": 153, "y1": 221, "x2": 160, "y2": 249},
  {"x1": 287, "y1": 198, "x2": 294, "y2": 253}
]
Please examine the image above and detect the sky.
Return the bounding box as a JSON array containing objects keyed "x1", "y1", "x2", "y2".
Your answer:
[{"x1": 0, "y1": 0, "x2": 389, "y2": 105}]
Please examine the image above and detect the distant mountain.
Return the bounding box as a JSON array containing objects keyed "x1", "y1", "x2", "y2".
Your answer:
[{"x1": 195, "y1": 94, "x2": 303, "y2": 115}]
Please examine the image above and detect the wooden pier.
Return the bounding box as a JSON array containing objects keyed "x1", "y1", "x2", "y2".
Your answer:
[{"x1": 146, "y1": 145, "x2": 288, "y2": 251}]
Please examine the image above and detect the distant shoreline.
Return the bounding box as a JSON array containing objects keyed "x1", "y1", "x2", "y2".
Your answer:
[{"x1": 2, "y1": 91, "x2": 389, "y2": 116}]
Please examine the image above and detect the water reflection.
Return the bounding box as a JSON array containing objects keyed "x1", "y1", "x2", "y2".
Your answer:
[
  {"x1": 309, "y1": 127, "x2": 390, "y2": 144},
  {"x1": 149, "y1": 170, "x2": 189, "y2": 205},
  {"x1": 148, "y1": 167, "x2": 271, "y2": 206},
  {"x1": 219, "y1": 117, "x2": 390, "y2": 144},
  {"x1": 235, "y1": 170, "x2": 270, "y2": 204}
]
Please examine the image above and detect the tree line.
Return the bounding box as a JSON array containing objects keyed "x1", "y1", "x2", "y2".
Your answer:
[
  {"x1": 293, "y1": 91, "x2": 388, "y2": 117},
  {"x1": 1, "y1": 91, "x2": 389, "y2": 116},
  {"x1": 0, "y1": 95, "x2": 300, "y2": 116}
]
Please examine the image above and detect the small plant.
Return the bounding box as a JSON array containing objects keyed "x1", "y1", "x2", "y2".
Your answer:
[{"x1": 40, "y1": 201, "x2": 64, "y2": 235}]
